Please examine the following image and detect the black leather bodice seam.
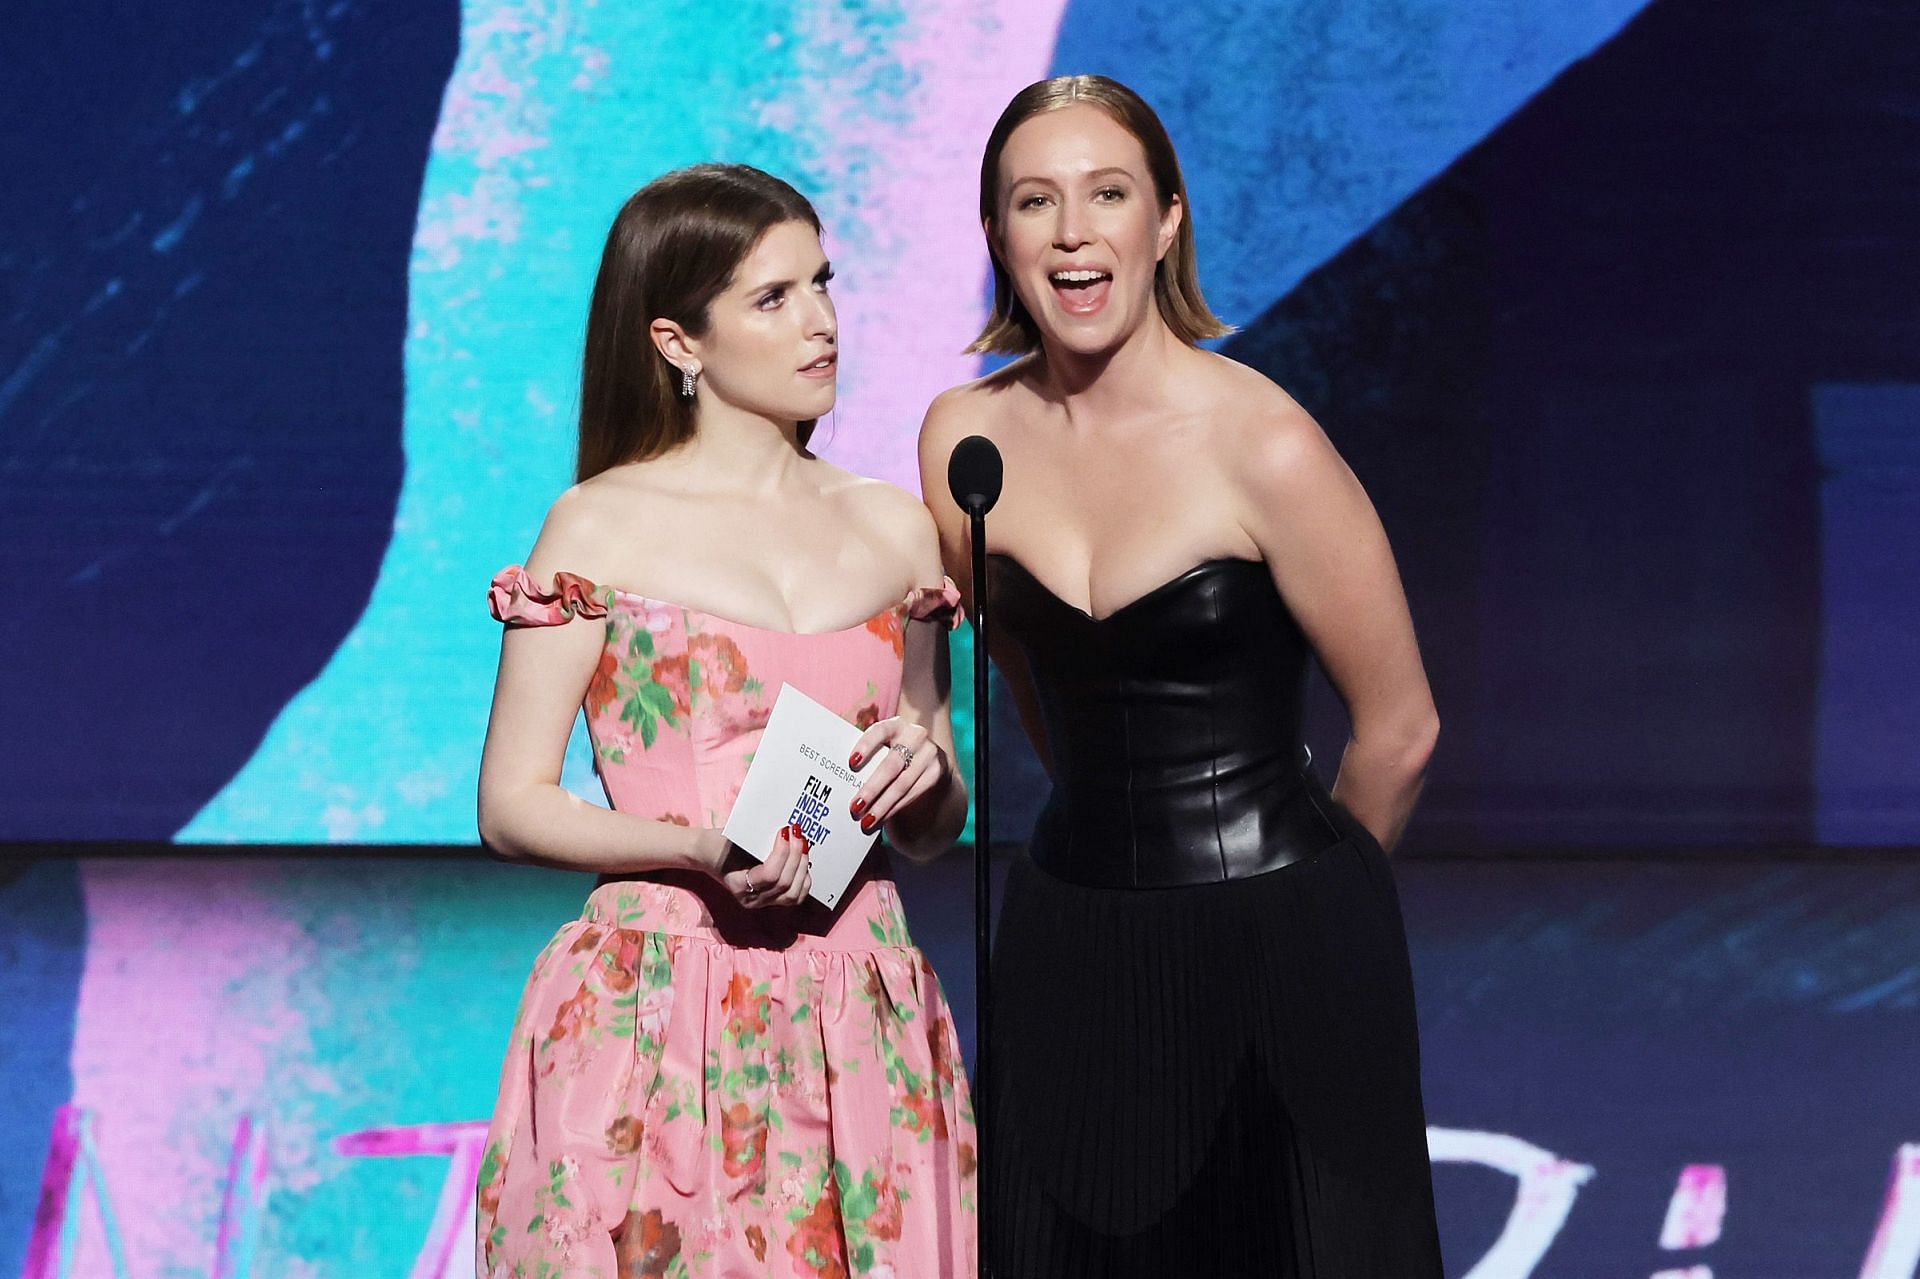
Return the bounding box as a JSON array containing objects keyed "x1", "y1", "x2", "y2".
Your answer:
[
  {"x1": 1207, "y1": 571, "x2": 1230, "y2": 882},
  {"x1": 1122, "y1": 669, "x2": 1139, "y2": 885}
]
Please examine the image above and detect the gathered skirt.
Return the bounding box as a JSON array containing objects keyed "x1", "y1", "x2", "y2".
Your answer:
[
  {"x1": 477, "y1": 869, "x2": 976, "y2": 1278},
  {"x1": 987, "y1": 807, "x2": 1442, "y2": 1278}
]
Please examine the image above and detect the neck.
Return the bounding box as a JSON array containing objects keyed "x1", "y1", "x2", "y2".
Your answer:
[
  {"x1": 1035, "y1": 312, "x2": 1184, "y2": 425},
  {"x1": 678, "y1": 398, "x2": 808, "y2": 494}
]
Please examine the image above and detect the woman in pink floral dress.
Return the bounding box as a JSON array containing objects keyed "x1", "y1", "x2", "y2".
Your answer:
[{"x1": 475, "y1": 164, "x2": 976, "y2": 1278}]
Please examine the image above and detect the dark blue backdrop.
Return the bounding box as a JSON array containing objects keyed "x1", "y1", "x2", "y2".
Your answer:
[{"x1": 1, "y1": 1, "x2": 454, "y2": 840}]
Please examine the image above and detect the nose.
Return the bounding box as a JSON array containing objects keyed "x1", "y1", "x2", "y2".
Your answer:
[
  {"x1": 803, "y1": 286, "x2": 836, "y2": 342},
  {"x1": 1053, "y1": 202, "x2": 1090, "y2": 251}
]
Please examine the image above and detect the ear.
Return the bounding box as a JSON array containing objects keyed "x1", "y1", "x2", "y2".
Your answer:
[
  {"x1": 649, "y1": 318, "x2": 700, "y2": 374},
  {"x1": 1156, "y1": 194, "x2": 1184, "y2": 263},
  {"x1": 1152, "y1": 193, "x2": 1182, "y2": 263},
  {"x1": 982, "y1": 216, "x2": 1004, "y2": 266}
]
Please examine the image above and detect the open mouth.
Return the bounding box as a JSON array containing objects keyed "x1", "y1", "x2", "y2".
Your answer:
[
  {"x1": 1048, "y1": 268, "x2": 1113, "y2": 316},
  {"x1": 798, "y1": 353, "x2": 837, "y2": 378}
]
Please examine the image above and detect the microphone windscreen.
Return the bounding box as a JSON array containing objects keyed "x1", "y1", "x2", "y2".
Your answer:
[{"x1": 947, "y1": 434, "x2": 1004, "y2": 515}]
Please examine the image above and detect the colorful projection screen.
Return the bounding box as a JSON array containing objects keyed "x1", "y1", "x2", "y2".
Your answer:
[{"x1": 4, "y1": 0, "x2": 1917, "y2": 853}]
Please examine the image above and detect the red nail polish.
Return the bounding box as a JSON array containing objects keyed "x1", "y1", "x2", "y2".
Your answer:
[
  {"x1": 849, "y1": 752, "x2": 863, "y2": 769},
  {"x1": 850, "y1": 796, "x2": 866, "y2": 817},
  {"x1": 860, "y1": 815, "x2": 877, "y2": 834},
  {"x1": 796, "y1": 832, "x2": 812, "y2": 856}
]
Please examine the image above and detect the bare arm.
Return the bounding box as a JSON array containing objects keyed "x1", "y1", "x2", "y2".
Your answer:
[
  {"x1": 846, "y1": 491, "x2": 970, "y2": 863},
  {"x1": 1232, "y1": 409, "x2": 1438, "y2": 851},
  {"x1": 476, "y1": 498, "x2": 729, "y2": 876},
  {"x1": 917, "y1": 391, "x2": 1054, "y2": 777}
]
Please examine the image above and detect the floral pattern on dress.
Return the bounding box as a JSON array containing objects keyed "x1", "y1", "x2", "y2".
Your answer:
[{"x1": 478, "y1": 566, "x2": 974, "y2": 1278}]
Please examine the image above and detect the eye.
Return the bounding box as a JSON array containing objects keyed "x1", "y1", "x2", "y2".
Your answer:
[
  {"x1": 1095, "y1": 186, "x2": 1126, "y2": 203},
  {"x1": 758, "y1": 288, "x2": 785, "y2": 310},
  {"x1": 1017, "y1": 193, "x2": 1049, "y2": 211},
  {"x1": 813, "y1": 268, "x2": 835, "y2": 290}
]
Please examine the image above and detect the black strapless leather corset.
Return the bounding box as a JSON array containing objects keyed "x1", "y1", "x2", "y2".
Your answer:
[{"x1": 989, "y1": 554, "x2": 1341, "y2": 888}]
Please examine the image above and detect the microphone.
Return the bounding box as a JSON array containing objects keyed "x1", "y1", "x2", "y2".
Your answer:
[
  {"x1": 946, "y1": 431, "x2": 1001, "y2": 1273},
  {"x1": 947, "y1": 434, "x2": 1003, "y2": 516}
]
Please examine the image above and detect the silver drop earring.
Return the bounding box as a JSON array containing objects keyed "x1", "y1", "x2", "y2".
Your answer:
[{"x1": 679, "y1": 365, "x2": 698, "y2": 401}]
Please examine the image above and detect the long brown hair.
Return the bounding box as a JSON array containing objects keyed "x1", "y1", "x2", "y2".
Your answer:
[
  {"x1": 578, "y1": 164, "x2": 823, "y2": 481},
  {"x1": 968, "y1": 75, "x2": 1230, "y2": 355}
]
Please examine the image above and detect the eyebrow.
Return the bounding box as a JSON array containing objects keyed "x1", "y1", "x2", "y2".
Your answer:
[
  {"x1": 1008, "y1": 165, "x2": 1140, "y2": 189},
  {"x1": 741, "y1": 260, "x2": 833, "y2": 295}
]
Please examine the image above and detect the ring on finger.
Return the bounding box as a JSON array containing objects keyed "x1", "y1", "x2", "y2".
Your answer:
[
  {"x1": 743, "y1": 878, "x2": 760, "y2": 900},
  {"x1": 891, "y1": 742, "x2": 915, "y2": 764}
]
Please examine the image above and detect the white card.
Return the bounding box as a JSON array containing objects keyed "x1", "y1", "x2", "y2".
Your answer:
[{"x1": 722, "y1": 683, "x2": 882, "y2": 909}]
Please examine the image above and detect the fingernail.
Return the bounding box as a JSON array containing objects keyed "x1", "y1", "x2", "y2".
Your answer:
[
  {"x1": 849, "y1": 752, "x2": 863, "y2": 769},
  {"x1": 850, "y1": 796, "x2": 866, "y2": 817},
  {"x1": 860, "y1": 815, "x2": 877, "y2": 834},
  {"x1": 796, "y1": 832, "x2": 812, "y2": 856}
]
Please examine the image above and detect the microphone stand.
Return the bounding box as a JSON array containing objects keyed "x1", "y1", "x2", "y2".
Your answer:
[
  {"x1": 965, "y1": 497, "x2": 994, "y2": 1276},
  {"x1": 948, "y1": 432, "x2": 1001, "y2": 1274}
]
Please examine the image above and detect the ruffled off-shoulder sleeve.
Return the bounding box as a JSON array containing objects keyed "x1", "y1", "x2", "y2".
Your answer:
[
  {"x1": 904, "y1": 576, "x2": 965, "y2": 631},
  {"x1": 488, "y1": 564, "x2": 610, "y2": 627}
]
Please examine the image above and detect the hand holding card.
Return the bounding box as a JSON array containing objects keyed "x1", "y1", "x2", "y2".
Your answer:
[
  {"x1": 720, "y1": 822, "x2": 816, "y2": 908},
  {"x1": 722, "y1": 684, "x2": 884, "y2": 908}
]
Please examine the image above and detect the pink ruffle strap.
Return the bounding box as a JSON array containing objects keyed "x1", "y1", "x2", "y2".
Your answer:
[
  {"x1": 488, "y1": 564, "x2": 610, "y2": 627},
  {"x1": 904, "y1": 576, "x2": 965, "y2": 631}
]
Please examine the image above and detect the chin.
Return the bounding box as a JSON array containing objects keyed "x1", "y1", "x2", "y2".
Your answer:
[
  {"x1": 1032, "y1": 296, "x2": 1148, "y2": 360},
  {"x1": 786, "y1": 389, "x2": 837, "y2": 422},
  {"x1": 1044, "y1": 316, "x2": 1131, "y2": 359}
]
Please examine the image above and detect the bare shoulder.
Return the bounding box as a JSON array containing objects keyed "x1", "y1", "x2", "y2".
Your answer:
[
  {"x1": 524, "y1": 468, "x2": 656, "y2": 584},
  {"x1": 920, "y1": 355, "x2": 1038, "y2": 448},
  {"x1": 818, "y1": 465, "x2": 943, "y2": 577},
  {"x1": 817, "y1": 462, "x2": 929, "y2": 530},
  {"x1": 1198, "y1": 354, "x2": 1341, "y2": 494}
]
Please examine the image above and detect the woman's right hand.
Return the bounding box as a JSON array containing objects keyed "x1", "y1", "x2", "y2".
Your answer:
[{"x1": 711, "y1": 824, "x2": 814, "y2": 909}]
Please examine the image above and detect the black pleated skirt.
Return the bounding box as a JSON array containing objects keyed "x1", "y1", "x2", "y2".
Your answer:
[{"x1": 986, "y1": 805, "x2": 1443, "y2": 1278}]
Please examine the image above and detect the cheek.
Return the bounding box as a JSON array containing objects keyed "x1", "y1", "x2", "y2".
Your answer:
[
  {"x1": 1001, "y1": 220, "x2": 1050, "y2": 273},
  {"x1": 701, "y1": 319, "x2": 774, "y2": 386},
  {"x1": 1119, "y1": 209, "x2": 1164, "y2": 267},
  {"x1": 740, "y1": 313, "x2": 795, "y2": 359}
]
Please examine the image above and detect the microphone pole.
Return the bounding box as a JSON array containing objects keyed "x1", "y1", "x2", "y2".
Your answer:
[{"x1": 947, "y1": 434, "x2": 1003, "y2": 1275}]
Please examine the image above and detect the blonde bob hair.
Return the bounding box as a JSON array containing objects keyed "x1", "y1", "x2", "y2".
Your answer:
[{"x1": 968, "y1": 75, "x2": 1231, "y2": 355}]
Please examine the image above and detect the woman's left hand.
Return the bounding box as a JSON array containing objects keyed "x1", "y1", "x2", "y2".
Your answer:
[{"x1": 847, "y1": 717, "x2": 949, "y2": 834}]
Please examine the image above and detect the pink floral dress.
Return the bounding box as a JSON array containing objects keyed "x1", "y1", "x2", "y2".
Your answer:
[{"x1": 478, "y1": 566, "x2": 977, "y2": 1279}]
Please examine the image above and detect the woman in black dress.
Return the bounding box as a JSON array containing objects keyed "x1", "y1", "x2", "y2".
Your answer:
[{"x1": 919, "y1": 75, "x2": 1444, "y2": 1276}]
